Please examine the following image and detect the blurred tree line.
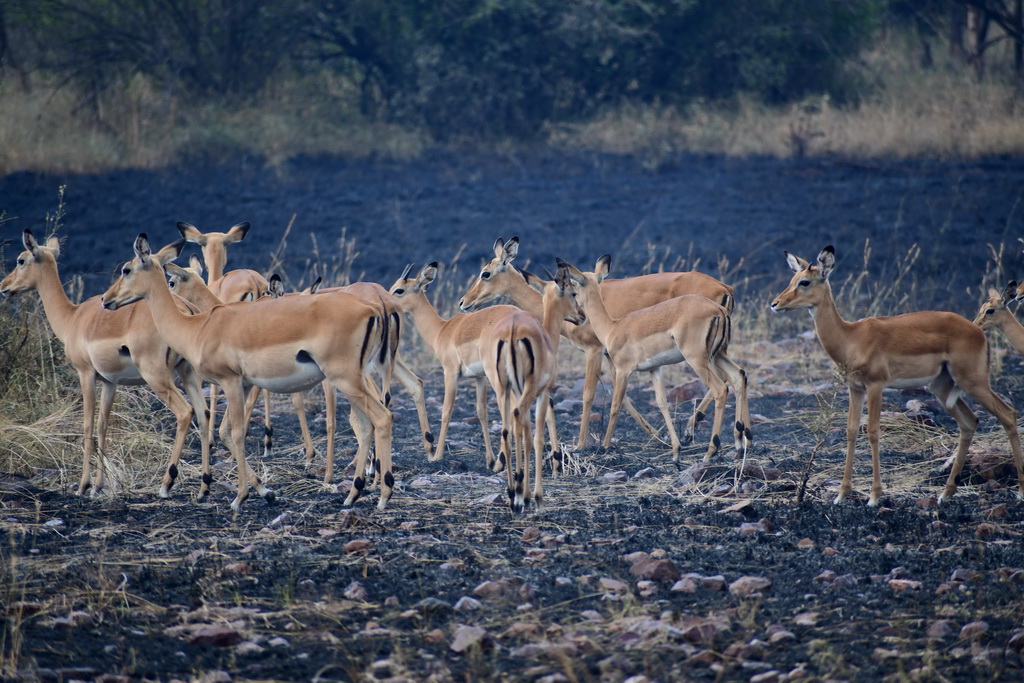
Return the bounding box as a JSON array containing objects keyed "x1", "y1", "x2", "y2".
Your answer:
[{"x1": 0, "y1": 0, "x2": 1020, "y2": 141}]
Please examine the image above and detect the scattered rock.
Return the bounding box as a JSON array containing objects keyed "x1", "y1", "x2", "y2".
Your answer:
[
  {"x1": 728, "y1": 576, "x2": 772, "y2": 596},
  {"x1": 960, "y1": 621, "x2": 989, "y2": 642},
  {"x1": 450, "y1": 625, "x2": 490, "y2": 653},
  {"x1": 453, "y1": 596, "x2": 482, "y2": 612},
  {"x1": 343, "y1": 538, "x2": 373, "y2": 555}
]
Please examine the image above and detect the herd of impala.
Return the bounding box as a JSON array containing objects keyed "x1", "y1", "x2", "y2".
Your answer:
[{"x1": 3, "y1": 225, "x2": 1024, "y2": 514}]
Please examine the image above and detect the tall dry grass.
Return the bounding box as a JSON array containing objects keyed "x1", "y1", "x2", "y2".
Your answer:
[{"x1": 1, "y1": 33, "x2": 1023, "y2": 175}]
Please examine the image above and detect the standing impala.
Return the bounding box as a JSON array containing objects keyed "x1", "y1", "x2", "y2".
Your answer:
[
  {"x1": 459, "y1": 236, "x2": 745, "y2": 455},
  {"x1": 771, "y1": 246, "x2": 1024, "y2": 505},
  {"x1": 482, "y1": 264, "x2": 585, "y2": 511},
  {"x1": 102, "y1": 234, "x2": 394, "y2": 511},
  {"x1": 0, "y1": 230, "x2": 209, "y2": 498},
  {"x1": 389, "y1": 262, "x2": 522, "y2": 470},
  {"x1": 561, "y1": 258, "x2": 749, "y2": 465}
]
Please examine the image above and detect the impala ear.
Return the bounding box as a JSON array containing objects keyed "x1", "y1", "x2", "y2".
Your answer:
[
  {"x1": 269, "y1": 273, "x2": 285, "y2": 298},
  {"x1": 501, "y1": 236, "x2": 520, "y2": 266},
  {"x1": 22, "y1": 229, "x2": 41, "y2": 258},
  {"x1": 176, "y1": 222, "x2": 206, "y2": 246},
  {"x1": 522, "y1": 268, "x2": 546, "y2": 293},
  {"x1": 594, "y1": 254, "x2": 611, "y2": 282},
  {"x1": 45, "y1": 236, "x2": 61, "y2": 259},
  {"x1": 817, "y1": 245, "x2": 836, "y2": 279},
  {"x1": 308, "y1": 276, "x2": 323, "y2": 294},
  {"x1": 492, "y1": 237, "x2": 505, "y2": 259},
  {"x1": 223, "y1": 222, "x2": 251, "y2": 244},
  {"x1": 1003, "y1": 281, "x2": 1018, "y2": 304},
  {"x1": 134, "y1": 234, "x2": 153, "y2": 263},
  {"x1": 418, "y1": 262, "x2": 439, "y2": 289},
  {"x1": 153, "y1": 239, "x2": 186, "y2": 267},
  {"x1": 556, "y1": 258, "x2": 587, "y2": 286},
  {"x1": 188, "y1": 254, "x2": 204, "y2": 276},
  {"x1": 784, "y1": 251, "x2": 808, "y2": 273},
  {"x1": 399, "y1": 263, "x2": 416, "y2": 281},
  {"x1": 554, "y1": 264, "x2": 573, "y2": 293}
]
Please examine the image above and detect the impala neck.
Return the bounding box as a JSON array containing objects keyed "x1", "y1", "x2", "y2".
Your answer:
[
  {"x1": 180, "y1": 280, "x2": 225, "y2": 311},
  {"x1": 809, "y1": 282, "x2": 858, "y2": 366},
  {"x1": 579, "y1": 282, "x2": 616, "y2": 346},
  {"x1": 993, "y1": 308, "x2": 1024, "y2": 354},
  {"x1": 403, "y1": 292, "x2": 448, "y2": 354},
  {"x1": 500, "y1": 270, "x2": 544, "y2": 318},
  {"x1": 32, "y1": 258, "x2": 79, "y2": 345},
  {"x1": 540, "y1": 288, "x2": 564, "y2": 354},
  {"x1": 139, "y1": 266, "x2": 202, "y2": 350}
]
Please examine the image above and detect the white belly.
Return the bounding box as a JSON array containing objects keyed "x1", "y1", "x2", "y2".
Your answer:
[
  {"x1": 637, "y1": 348, "x2": 685, "y2": 373},
  {"x1": 249, "y1": 364, "x2": 326, "y2": 394},
  {"x1": 463, "y1": 361, "x2": 485, "y2": 378}
]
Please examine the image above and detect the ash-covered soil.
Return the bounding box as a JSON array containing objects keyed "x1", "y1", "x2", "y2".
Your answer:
[{"x1": 3, "y1": 152, "x2": 1024, "y2": 682}]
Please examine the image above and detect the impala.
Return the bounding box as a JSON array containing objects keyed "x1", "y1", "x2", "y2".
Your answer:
[
  {"x1": 166, "y1": 260, "x2": 324, "y2": 471},
  {"x1": 975, "y1": 282, "x2": 1024, "y2": 352},
  {"x1": 459, "y1": 236, "x2": 747, "y2": 456},
  {"x1": 102, "y1": 234, "x2": 394, "y2": 511},
  {"x1": 771, "y1": 246, "x2": 1024, "y2": 505},
  {"x1": 177, "y1": 223, "x2": 278, "y2": 458},
  {"x1": 390, "y1": 262, "x2": 523, "y2": 470},
  {"x1": 0, "y1": 230, "x2": 210, "y2": 498},
  {"x1": 267, "y1": 273, "x2": 435, "y2": 470},
  {"x1": 482, "y1": 264, "x2": 584, "y2": 511},
  {"x1": 561, "y1": 258, "x2": 749, "y2": 465}
]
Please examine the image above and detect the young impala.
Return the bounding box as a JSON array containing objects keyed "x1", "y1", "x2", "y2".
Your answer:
[
  {"x1": 561, "y1": 258, "x2": 750, "y2": 466},
  {"x1": 482, "y1": 264, "x2": 585, "y2": 511},
  {"x1": 771, "y1": 246, "x2": 1024, "y2": 505},
  {"x1": 102, "y1": 234, "x2": 394, "y2": 511},
  {"x1": 0, "y1": 230, "x2": 210, "y2": 498},
  {"x1": 459, "y1": 236, "x2": 747, "y2": 456},
  {"x1": 389, "y1": 262, "x2": 522, "y2": 470}
]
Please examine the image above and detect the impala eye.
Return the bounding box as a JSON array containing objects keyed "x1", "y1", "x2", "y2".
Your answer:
[
  {"x1": 798, "y1": 280, "x2": 810, "y2": 287},
  {"x1": 481, "y1": 271, "x2": 490, "y2": 279},
  {"x1": 17, "y1": 258, "x2": 25, "y2": 266},
  {"x1": 393, "y1": 288, "x2": 405, "y2": 296},
  {"x1": 122, "y1": 266, "x2": 131, "y2": 276},
  {"x1": 987, "y1": 308, "x2": 995, "y2": 315}
]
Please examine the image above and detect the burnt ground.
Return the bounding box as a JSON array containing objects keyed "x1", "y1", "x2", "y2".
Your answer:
[{"x1": 3, "y1": 152, "x2": 1024, "y2": 682}]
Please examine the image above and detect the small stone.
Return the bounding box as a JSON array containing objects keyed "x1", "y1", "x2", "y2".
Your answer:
[
  {"x1": 959, "y1": 621, "x2": 989, "y2": 642},
  {"x1": 926, "y1": 620, "x2": 953, "y2": 639},
  {"x1": 472, "y1": 580, "x2": 509, "y2": 599},
  {"x1": 454, "y1": 596, "x2": 482, "y2": 612},
  {"x1": 975, "y1": 523, "x2": 997, "y2": 539},
  {"x1": 343, "y1": 538, "x2": 373, "y2": 554},
  {"x1": 344, "y1": 581, "x2": 368, "y2": 601},
  {"x1": 728, "y1": 576, "x2": 772, "y2": 596},
  {"x1": 521, "y1": 526, "x2": 542, "y2": 543},
  {"x1": 450, "y1": 624, "x2": 489, "y2": 653},
  {"x1": 796, "y1": 538, "x2": 815, "y2": 550}
]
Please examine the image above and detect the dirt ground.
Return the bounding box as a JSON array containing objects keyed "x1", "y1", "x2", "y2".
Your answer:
[{"x1": 3, "y1": 152, "x2": 1024, "y2": 682}]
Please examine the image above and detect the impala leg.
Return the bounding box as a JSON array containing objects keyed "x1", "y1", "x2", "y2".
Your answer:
[
  {"x1": 575, "y1": 348, "x2": 603, "y2": 451},
  {"x1": 432, "y1": 371, "x2": 459, "y2": 463},
  {"x1": 497, "y1": 390, "x2": 521, "y2": 512},
  {"x1": 714, "y1": 355, "x2": 751, "y2": 457},
  {"x1": 93, "y1": 379, "x2": 117, "y2": 495},
  {"x1": 337, "y1": 376, "x2": 393, "y2": 509},
  {"x1": 651, "y1": 368, "x2": 682, "y2": 462},
  {"x1": 688, "y1": 356, "x2": 727, "y2": 464},
  {"x1": 180, "y1": 366, "x2": 212, "y2": 499},
  {"x1": 545, "y1": 393, "x2": 562, "y2": 476},
  {"x1": 323, "y1": 380, "x2": 336, "y2": 483},
  {"x1": 222, "y1": 382, "x2": 253, "y2": 512},
  {"x1": 516, "y1": 404, "x2": 533, "y2": 511},
  {"x1": 837, "y1": 386, "x2": 865, "y2": 504},
  {"x1": 623, "y1": 392, "x2": 660, "y2": 439},
  {"x1": 291, "y1": 391, "x2": 316, "y2": 466},
  {"x1": 604, "y1": 366, "x2": 630, "y2": 449},
  {"x1": 865, "y1": 385, "x2": 885, "y2": 506},
  {"x1": 474, "y1": 376, "x2": 495, "y2": 471},
  {"x1": 685, "y1": 390, "x2": 714, "y2": 445},
  {"x1": 148, "y1": 376, "x2": 194, "y2": 499},
  {"x1": 394, "y1": 355, "x2": 434, "y2": 459},
  {"x1": 78, "y1": 370, "x2": 98, "y2": 496},
  {"x1": 532, "y1": 391, "x2": 549, "y2": 508},
  {"x1": 965, "y1": 389, "x2": 1024, "y2": 501},
  {"x1": 207, "y1": 384, "x2": 219, "y2": 451}
]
